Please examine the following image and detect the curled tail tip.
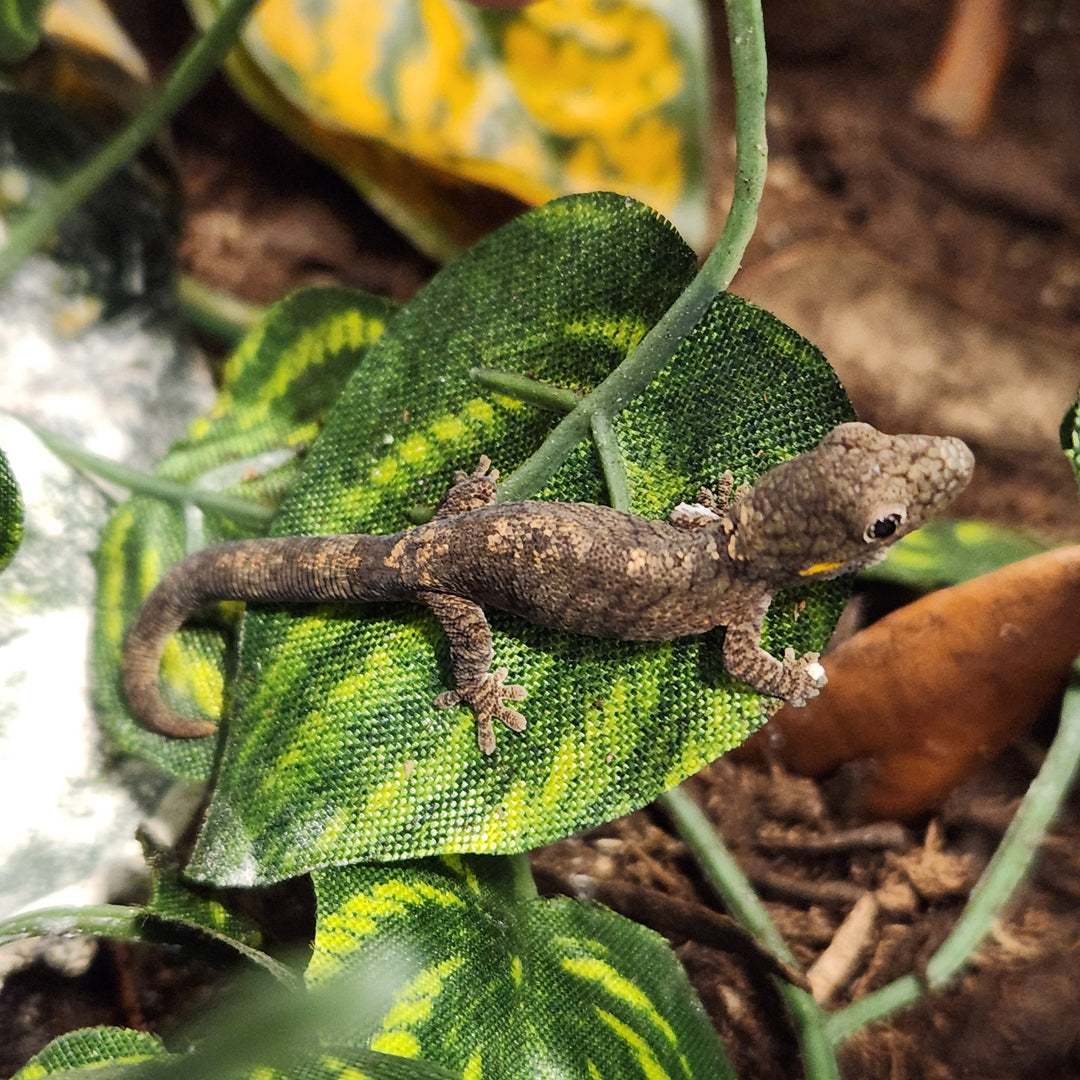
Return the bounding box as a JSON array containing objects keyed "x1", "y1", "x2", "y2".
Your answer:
[
  {"x1": 122, "y1": 635, "x2": 220, "y2": 740},
  {"x1": 142, "y1": 708, "x2": 219, "y2": 739},
  {"x1": 123, "y1": 670, "x2": 219, "y2": 739}
]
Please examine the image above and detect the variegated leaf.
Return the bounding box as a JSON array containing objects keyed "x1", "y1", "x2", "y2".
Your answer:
[
  {"x1": 308, "y1": 858, "x2": 735, "y2": 1079},
  {"x1": 0, "y1": 444, "x2": 22, "y2": 572},
  {"x1": 189, "y1": 0, "x2": 709, "y2": 257},
  {"x1": 179, "y1": 192, "x2": 852, "y2": 883}
]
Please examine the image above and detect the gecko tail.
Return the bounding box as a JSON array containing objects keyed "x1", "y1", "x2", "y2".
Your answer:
[
  {"x1": 122, "y1": 600, "x2": 220, "y2": 738},
  {"x1": 122, "y1": 548, "x2": 231, "y2": 738},
  {"x1": 121, "y1": 535, "x2": 375, "y2": 739}
]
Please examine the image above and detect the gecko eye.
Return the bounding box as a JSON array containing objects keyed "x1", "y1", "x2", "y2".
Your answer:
[{"x1": 864, "y1": 512, "x2": 904, "y2": 542}]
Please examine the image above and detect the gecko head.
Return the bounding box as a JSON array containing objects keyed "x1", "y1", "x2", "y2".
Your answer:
[{"x1": 725, "y1": 422, "x2": 974, "y2": 587}]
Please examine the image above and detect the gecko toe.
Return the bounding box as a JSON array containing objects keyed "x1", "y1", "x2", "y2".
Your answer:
[
  {"x1": 495, "y1": 703, "x2": 527, "y2": 733},
  {"x1": 434, "y1": 667, "x2": 528, "y2": 749},
  {"x1": 490, "y1": 667, "x2": 527, "y2": 700},
  {"x1": 471, "y1": 455, "x2": 497, "y2": 481},
  {"x1": 484, "y1": 669, "x2": 528, "y2": 732},
  {"x1": 476, "y1": 718, "x2": 497, "y2": 755}
]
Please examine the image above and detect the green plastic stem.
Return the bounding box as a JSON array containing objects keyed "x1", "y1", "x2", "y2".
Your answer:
[
  {"x1": 661, "y1": 785, "x2": 793, "y2": 961},
  {"x1": 470, "y1": 367, "x2": 580, "y2": 413},
  {"x1": 0, "y1": 903, "x2": 293, "y2": 983},
  {"x1": 4, "y1": 410, "x2": 274, "y2": 529},
  {"x1": 590, "y1": 409, "x2": 631, "y2": 512},
  {"x1": 498, "y1": 0, "x2": 767, "y2": 503},
  {"x1": 660, "y1": 786, "x2": 842, "y2": 1079},
  {"x1": 178, "y1": 274, "x2": 265, "y2": 344}
]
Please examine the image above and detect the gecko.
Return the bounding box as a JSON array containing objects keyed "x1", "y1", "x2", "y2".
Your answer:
[{"x1": 122, "y1": 422, "x2": 974, "y2": 754}]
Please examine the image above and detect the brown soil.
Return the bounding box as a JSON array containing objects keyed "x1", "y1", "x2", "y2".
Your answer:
[{"x1": 4, "y1": 1, "x2": 1080, "y2": 1076}]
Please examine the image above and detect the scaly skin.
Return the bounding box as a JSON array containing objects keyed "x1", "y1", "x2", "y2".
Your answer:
[{"x1": 122, "y1": 422, "x2": 974, "y2": 754}]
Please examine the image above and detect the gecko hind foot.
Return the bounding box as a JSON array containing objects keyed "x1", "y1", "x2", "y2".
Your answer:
[
  {"x1": 436, "y1": 456, "x2": 500, "y2": 518},
  {"x1": 454, "y1": 455, "x2": 499, "y2": 484},
  {"x1": 434, "y1": 667, "x2": 527, "y2": 754}
]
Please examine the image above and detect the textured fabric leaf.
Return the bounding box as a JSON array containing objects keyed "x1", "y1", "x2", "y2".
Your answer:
[
  {"x1": 144, "y1": 837, "x2": 265, "y2": 951},
  {"x1": 12, "y1": 1024, "x2": 459, "y2": 1079},
  {"x1": 93, "y1": 286, "x2": 398, "y2": 780},
  {"x1": 191, "y1": 0, "x2": 708, "y2": 258},
  {"x1": 277, "y1": 1053, "x2": 462, "y2": 1080},
  {"x1": 0, "y1": 444, "x2": 22, "y2": 572},
  {"x1": 308, "y1": 858, "x2": 735, "y2": 1079},
  {"x1": 11, "y1": 1026, "x2": 167, "y2": 1076},
  {"x1": 1063, "y1": 391, "x2": 1080, "y2": 493},
  {"x1": 184, "y1": 191, "x2": 852, "y2": 884}
]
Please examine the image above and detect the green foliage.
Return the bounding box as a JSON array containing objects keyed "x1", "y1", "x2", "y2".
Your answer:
[
  {"x1": 173, "y1": 192, "x2": 851, "y2": 885},
  {"x1": 142, "y1": 835, "x2": 265, "y2": 953},
  {"x1": 13, "y1": 0, "x2": 1080, "y2": 1073},
  {"x1": 309, "y1": 857, "x2": 734, "y2": 1079},
  {"x1": 1062, "y1": 393, "x2": 1080, "y2": 489},
  {"x1": 12, "y1": 1026, "x2": 167, "y2": 1076},
  {"x1": 9, "y1": 1020, "x2": 466, "y2": 1079},
  {"x1": 0, "y1": 443, "x2": 22, "y2": 572},
  {"x1": 0, "y1": 0, "x2": 47, "y2": 63},
  {"x1": 13, "y1": 3, "x2": 780, "y2": 1076}
]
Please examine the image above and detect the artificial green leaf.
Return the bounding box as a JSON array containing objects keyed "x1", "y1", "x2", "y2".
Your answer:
[
  {"x1": 307, "y1": 857, "x2": 735, "y2": 1079},
  {"x1": 11, "y1": 1023, "x2": 461, "y2": 1079},
  {"x1": 0, "y1": 444, "x2": 22, "y2": 572},
  {"x1": 863, "y1": 518, "x2": 1049, "y2": 590},
  {"x1": 142, "y1": 833, "x2": 265, "y2": 953},
  {"x1": 11, "y1": 1026, "x2": 167, "y2": 1077},
  {"x1": 182, "y1": 191, "x2": 851, "y2": 884},
  {"x1": 291, "y1": 1053, "x2": 462, "y2": 1080},
  {"x1": 93, "y1": 286, "x2": 399, "y2": 781},
  {"x1": 0, "y1": 901, "x2": 294, "y2": 985},
  {"x1": 1063, "y1": 393, "x2": 1080, "y2": 492},
  {"x1": 0, "y1": 0, "x2": 47, "y2": 63},
  {"x1": 191, "y1": 0, "x2": 709, "y2": 259}
]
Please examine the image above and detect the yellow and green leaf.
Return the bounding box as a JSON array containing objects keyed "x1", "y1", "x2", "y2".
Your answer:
[
  {"x1": 11, "y1": 1022, "x2": 464, "y2": 1078},
  {"x1": 174, "y1": 191, "x2": 852, "y2": 884},
  {"x1": 1062, "y1": 390, "x2": 1080, "y2": 494},
  {"x1": 11, "y1": 1027, "x2": 167, "y2": 1077},
  {"x1": 189, "y1": 0, "x2": 709, "y2": 258},
  {"x1": 309, "y1": 858, "x2": 735, "y2": 1079},
  {"x1": 92, "y1": 286, "x2": 399, "y2": 780}
]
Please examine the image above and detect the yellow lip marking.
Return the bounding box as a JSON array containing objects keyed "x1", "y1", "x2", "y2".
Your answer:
[{"x1": 798, "y1": 560, "x2": 846, "y2": 577}]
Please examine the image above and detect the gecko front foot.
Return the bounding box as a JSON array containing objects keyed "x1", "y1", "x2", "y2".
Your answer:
[
  {"x1": 669, "y1": 471, "x2": 756, "y2": 530},
  {"x1": 781, "y1": 647, "x2": 827, "y2": 707},
  {"x1": 434, "y1": 667, "x2": 528, "y2": 754}
]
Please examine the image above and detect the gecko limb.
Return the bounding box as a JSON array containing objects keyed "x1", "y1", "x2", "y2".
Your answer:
[
  {"x1": 419, "y1": 589, "x2": 527, "y2": 754},
  {"x1": 721, "y1": 596, "x2": 827, "y2": 706}
]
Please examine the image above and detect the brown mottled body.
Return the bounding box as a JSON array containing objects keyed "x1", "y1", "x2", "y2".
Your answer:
[{"x1": 123, "y1": 423, "x2": 974, "y2": 753}]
